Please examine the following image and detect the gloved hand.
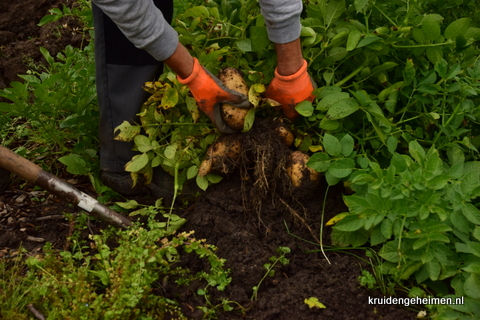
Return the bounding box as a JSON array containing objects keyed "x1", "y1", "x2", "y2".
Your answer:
[
  {"x1": 264, "y1": 59, "x2": 316, "y2": 120},
  {"x1": 177, "y1": 58, "x2": 251, "y2": 134}
]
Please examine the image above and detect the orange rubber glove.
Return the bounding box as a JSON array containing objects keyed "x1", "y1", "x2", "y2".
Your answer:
[
  {"x1": 264, "y1": 59, "x2": 316, "y2": 120},
  {"x1": 177, "y1": 58, "x2": 251, "y2": 134}
]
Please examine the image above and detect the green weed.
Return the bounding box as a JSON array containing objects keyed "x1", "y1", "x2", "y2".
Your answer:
[
  {"x1": 0, "y1": 208, "x2": 231, "y2": 319},
  {"x1": 251, "y1": 246, "x2": 290, "y2": 301}
]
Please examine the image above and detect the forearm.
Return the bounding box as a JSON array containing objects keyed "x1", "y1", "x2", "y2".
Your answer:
[
  {"x1": 164, "y1": 43, "x2": 194, "y2": 79},
  {"x1": 275, "y1": 38, "x2": 304, "y2": 76}
]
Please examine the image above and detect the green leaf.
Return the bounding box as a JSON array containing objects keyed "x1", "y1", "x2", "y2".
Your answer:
[
  {"x1": 370, "y1": 62, "x2": 398, "y2": 77},
  {"x1": 464, "y1": 273, "x2": 480, "y2": 299},
  {"x1": 409, "y1": 140, "x2": 426, "y2": 164},
  {"x1": 206, "y1": 174, "x2": 223, "y2": 184},
  {"x1": 324, "y1": 0, "x2": 345, "y2": 28},
  {"x1": 196, "y1": 175, "x2": 209, "y2": 191},
  {"x1": 116, "y1": 199, "x2": 140, "y2": 210},
  {"x1": 323, "y1": 133, "x2": 341, "y2": 156},
  {"x1": 307, "y1": 152, "x2": 331, "y2": 172},
  {"x1": 319, "y1": 118, "x2": 341, "y2": 131},
  {"x1": 250, "y1": 26, "x2": 270, "y2": 51},
  {"x1": 114, "y1": 121, "x2": 141, "y2": 142},
  {"x1": 58, "y1": 153, "x2": 90, "y2": 175},
  {"x1": 473, "y1": 227, "x2": 480, "y2": 242},
  {"x1": 444, "y1": 18, "x2": 471, "y2": 40},
  {"x1": 242, "y1": 108, "x2": 256, "y2": 132},
  {"x1": 380, "y1": 219, "x2": 393, "y2": 239},
  {"x1": 331, "y1": 228, "x2": 369, "y2": 246},
  {"x1": 465, "y1": 27, "x2": 480, "y2": 40},
  {"x1": 347, "y1": 29, "x2": 362, "y2": 51},
  {"x1": 390, "y1": 153, "x2": 407, "y2": 172},
  {"x1": 426, "y1": 259, "x2": 441, "y2": 281},
  {"x1": 125, "y1": 153, "x2": 149, "y2": 172},
  {"x1": 164, "y1": 144, "x2": 177, "y2": 160},
  {"x1": 162, "y1": 85, "x2": 178, "y2": 108},
  {"x1": 422, "y1": 14, "x2": 443, "y2": 41},
  {"x1": 236, "y1": 39, "x2": 252, "y2": 52},
  {"x1": 461, "y1": 203, "x2": 480, "y2": 224},
  {"x1": 316, "y1": 92, "x2": 350, "y2": 110},
  {"x1": 412, "y1": 28, "x2": 426, "y2": 43},
  {"x1": 295, "y1": 100, "x2": 314, "y2": 117},
  {"x1": 379, "y1": 241, "x2": 401, "y2": 263},
  {"x1": 315, "y1": 86, "x2": 342, "y2": 99},
  {"x1": 333, "y1": 214, "x2": 364, "y2": 232},
  {"x1": 187, "y1": 165, "x2": 199, "y2": 179},
  {"x1": 325, "y1": 170, "x2": 341, "y2": 185},
  {"x1": 434, "y1": 59, "x2": 448, "y2": 79},
  {"x1": 183, "y1": 6, "x2": 210, "y2": 18},
  {"x1": 134, "y1": 135, "x2": 152, "y2": 152},
  {"x1": 40, "y1": 47, "x2": 54, "y2": 66},
  {"x1": 328, "y1": 158, "x2": 355, "y2": 178},
  {"x1": 418, "y1": 83, "x2": 441, "y2": 95},
  {"x1": 340, "y1": 134, "x2": 354, "y2": 157},
  {"x1": 38, "y1": 14, "x2": 62, "y2": 26},
  {"x1": 325, "y1": 98, "x2": 359, "y2": 120},
  {"x1": 426, "y1": 175, "x2": 450, "y2": 190},
  {"x1": 354, "y1": 0, "x2": 369, "y2": 13},
  {"x1": 328, "y1": 47, "x2": 347, "y2": 61},
  {"x1": 357, "y1": 34, "x2": 382, "y2": 48},
  {"x1": 446, "y1": 64, "x2": 462, "y2": 80}
]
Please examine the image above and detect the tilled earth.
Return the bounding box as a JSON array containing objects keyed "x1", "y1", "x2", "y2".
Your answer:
[{"x1": 0, "y1": 0, "x2": 420, "y2": 319}]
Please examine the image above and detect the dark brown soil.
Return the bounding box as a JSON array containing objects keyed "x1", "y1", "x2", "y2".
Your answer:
[{"x1": 0, "y1": 1, "x2": 420, "y2": 319}]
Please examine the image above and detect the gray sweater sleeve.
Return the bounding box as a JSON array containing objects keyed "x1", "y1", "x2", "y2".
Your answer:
[
  {"x1": 92, "y1": 0, "x2": 178, "y2": 61},
  {"x1": 91, "y1": 0, "x2": 301, "y2": 61},
  {"x1": 259, "y1": 0, "x2": 303, "y2": 44}
]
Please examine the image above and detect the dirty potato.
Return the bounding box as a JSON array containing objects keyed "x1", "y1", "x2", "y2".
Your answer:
[
  {"x1": 218, "y1": 67, "x2": 250, "y2": 131},
  {"x1": 286, "y1": 151, "x2": 320, "y2": 187},
  {"x1": 274, "y1": 123, "x2": 295, "y2": 147},
  {"x1": 198, "y1": 135, "x2": 242, "y2": 177}
]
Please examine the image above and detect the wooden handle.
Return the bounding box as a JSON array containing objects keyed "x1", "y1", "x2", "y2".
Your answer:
[
  {"x1": 0, "y1": 145, "x2": 131, "y2": 229},
  {"x1": 0, "y1": 145, "x2": 42, "y2": 183}
]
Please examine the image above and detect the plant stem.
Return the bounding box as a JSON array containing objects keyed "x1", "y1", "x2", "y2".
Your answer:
[
  {"x1": 319, "y1": 185, "x2": 331, "y2": 265},
  {"x1": 397, "y1": 215, "x2": 407, "y2": 268},
  {"x1": 373, "y1": 4, "x2": 397, "y2": 27},
  {"x1": 392, "y1": 41, "x2": 454, "y2": 49},
  {"x1": 334, "y1": 64, "x2": 366, "y2": 88}
]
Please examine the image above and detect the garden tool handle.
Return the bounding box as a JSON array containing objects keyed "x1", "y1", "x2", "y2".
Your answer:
[{"x1": 0, "y1": 145, "x2": 131, "y2": 229}]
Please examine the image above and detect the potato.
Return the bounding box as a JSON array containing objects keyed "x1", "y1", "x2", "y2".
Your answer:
[
  {"x1": 274, "y1": 123, "x2": 294, "y2": 147},
  {"x1": 218, "y1": 67, "x2": 251, "y2": 131},
  {"x1": 286, "y1": 151, "x2": 320, "y2": 187},
  {"x1": 198, "y1": 135, "x2": 242, "y2": 177}
]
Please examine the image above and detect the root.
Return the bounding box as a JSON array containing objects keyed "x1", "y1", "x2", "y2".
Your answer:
[{"x1": 279, "y1": 197, "x2": 319, "y2": 243}]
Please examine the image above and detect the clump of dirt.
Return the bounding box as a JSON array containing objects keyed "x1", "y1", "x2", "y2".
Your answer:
[
  {"x1": 201, "y1": 117, "x2": 322, "y2": 246},
  {"x1": 207, "y1": 118, "x2": 319, "y2": 221}
]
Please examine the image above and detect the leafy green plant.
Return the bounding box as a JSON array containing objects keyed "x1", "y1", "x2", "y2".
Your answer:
[
  {"x1": 0, "y1": 206, "x2": 231, "y2": 319},
  {"x1": 0, "y1": 2, "x2": 97, "y2": 175},
  {"x1": 251, "y1": 246, "x2": 290, "y2": 301},
  {"x1": 358, "y1": 269, "x2": 377, "y2": 290},
  {"x1": 0, "y1": 252, "x2": 32, "y2": 320},
  {"x1": 38, "y1": 0, "x2": 93, "y2": 31},
  {"x1": 329, "y1": 141, "x2": 480, "y2": 318}
]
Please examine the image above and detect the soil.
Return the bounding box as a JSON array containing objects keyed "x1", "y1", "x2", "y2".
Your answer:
[{"x1": 0, "y1": 1, "x2": 420, "y2": 319}]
